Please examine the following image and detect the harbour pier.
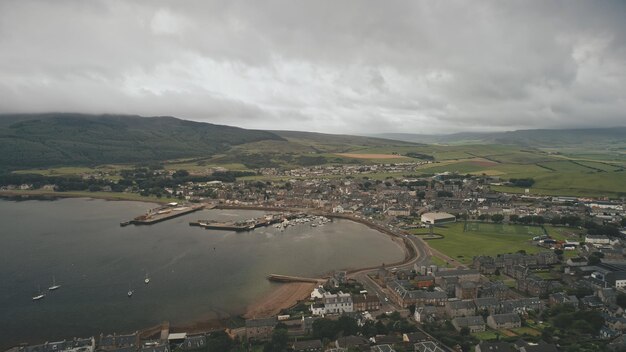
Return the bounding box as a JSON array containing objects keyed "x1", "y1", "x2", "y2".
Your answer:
[
  {"x1": 189, "y1": 212, "x2": 318, "y2": 232},
  {"x1": 266, "y1": 274, "x2": 325, "y2": 284},
  {"x1": 121, "y1": 203, "x2": 206, "y2": 226}
]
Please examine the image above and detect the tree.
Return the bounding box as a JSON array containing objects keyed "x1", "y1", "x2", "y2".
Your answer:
[
  {"x1": 588, "y1": 256, "x2": 601, "y2": 265},
  {"x1": 375, "y1": 320, "x2": 389, "y2": 335},
  {"x1": 460, "y1": 327, "x2": 470, "y2": 336},
  {"x1": 206, "y1": 331, "x2": 235, "y2": 351},
  {"x1": 509, "y1": 178, "x2": 535, "y2": 187},
  {"x1": 172, "y1": 169, "x2": 189, "y2": 178},
  {"x1": 491, "y1": 214, "x2": 504, "y2": 223},
  {"x1": 264, "y1": 327, "x2": 288, "y2": 352},
  {"x1": 509, "y1": 214, "x2": 519, "y2": 223},
  {"x1": 360, "y1": 321, "x2": 378, "y2": 337},
  {"x1": 312, "y1": 319, "x2": 337, "y2": 340},
  {"x1": 336, "y1": 316, "x2": 359, "y2": 337},
  {"x1": 617, "y1": 293, "x2": 626, "y2": 309}
]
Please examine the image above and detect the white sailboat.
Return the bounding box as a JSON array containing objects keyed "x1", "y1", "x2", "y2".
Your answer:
[
  {"x1": 127, "y1": 283, "x2": 134, "y2": 297},
  {"x1": 48, "y1": 276, "x2": 61, "y2": 291},
  {"x1": 32, "y1": 286, "x2": 45, "y2": 301},
  {"x1": 144, "y1": 272, "x2": 150, "y2": 285}
]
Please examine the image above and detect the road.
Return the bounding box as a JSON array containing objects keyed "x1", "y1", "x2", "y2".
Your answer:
[{"x1": 349, "y1": 230, "x2": 434, "y2": 312}]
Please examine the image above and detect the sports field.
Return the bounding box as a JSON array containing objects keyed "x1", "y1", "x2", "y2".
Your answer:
[{"x1": 413, "y1": 222, "x2": 548, "y2": 264}]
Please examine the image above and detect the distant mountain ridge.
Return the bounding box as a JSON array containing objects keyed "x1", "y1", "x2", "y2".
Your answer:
[
  {"x1": 372, "y1": 127, "x2": 626, "y2": 148},
  {"x1": 271, "y1": 130, "x2": 421, "y2": 148},
  {"x1": 0, "y1": 113, "x2": 283, "y2": 169}
]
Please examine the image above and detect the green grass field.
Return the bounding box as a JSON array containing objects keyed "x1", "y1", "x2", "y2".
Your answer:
[
  {"x1": 10, "y1": 136, "x2": 625, "y2": 199},
  {"x1": 543, "y1": 226, "x2": 583, "y2": 241},
  {"x1": 413, "y1": 222, "x2": 547, "y2": 264},
  {"x1": 510, "y1": 326, "x2": 542, "y2": 336},
  {"x1": 472, "y1": 330, "x2": 500, "y2": 341}
]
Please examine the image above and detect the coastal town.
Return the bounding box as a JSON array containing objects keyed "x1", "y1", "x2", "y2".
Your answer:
[
  {"x1": 4, "y1": 0, "x2": 626, "y2": 349},
  {"x1": 3, "y1": 161, "x2": 626, "y2": 352}
]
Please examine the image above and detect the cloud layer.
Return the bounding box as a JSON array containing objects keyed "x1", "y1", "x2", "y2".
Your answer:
[{"x1": 1, "y1": 0, "x2": 625, "y2": 133}]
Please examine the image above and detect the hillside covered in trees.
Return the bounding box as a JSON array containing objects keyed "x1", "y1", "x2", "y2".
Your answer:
[{"x1": 0, "y1": 113, "x2": 283, "y2": 169}]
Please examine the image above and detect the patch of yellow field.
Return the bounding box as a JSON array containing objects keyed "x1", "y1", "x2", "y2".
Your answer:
[
  {"x1": 336, "y1": 153, "x2": 407, "y2": 159},
  {"x1": 471, "y1": 170, "x2": 505, "y2": 176}
]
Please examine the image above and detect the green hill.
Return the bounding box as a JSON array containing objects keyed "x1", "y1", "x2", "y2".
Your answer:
[
  {"x1": 0, "y1": 113, "x2": 283, "y2": 169},
  {"x1": 374, "y1": 127, "x2": 626, "y2": 151}
]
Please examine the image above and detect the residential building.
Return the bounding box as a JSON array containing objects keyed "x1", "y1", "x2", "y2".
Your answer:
[
  {"x1": 292, "y1": 339, "x2": 323, "y2": 352},
  {"x1": 486, "y1": 313, "x2": 521, "y2": 330},
  {"x1": 402, "y1": 331, "x2": 429, "y2": 343},
  {"x1": 455, "y1": 281, "x2": 478, "y2": 299},
  {"x1": 474, "y1": 297, "x2": 501, "y2": 315},
  {"x1": 245, "y1": 317, "x2": 277, "y2": 341},
  {"x1": 549, "y1": 292, "x2": 579, "y2": 308},
  {"x1": 322, "y1": 291, "x2": 353, "y2": 314},
  {"x1": 414, "y1": 306, "x2": 439, "y2": 323},
  {"x1": 446, "y1": 300, "x2": 476, "y2": 318},
  {"x1": 352, "y1": 294, "x2": 381, "y2": 312},
  {"x1": 475, "y1": 342, "x2": 515, "y2": 352},
  {"x1": 451, "y1": 316, "x2": 485, "y2": 333},
  {"x1": 335, "y1": 336, "x2": 369, "y2": 350}
]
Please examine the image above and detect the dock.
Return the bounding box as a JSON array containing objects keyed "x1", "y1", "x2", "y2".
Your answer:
[
  {"x1": 189, "y1": 212, "x2": 311, "y2": 232},
  {"x1": 189, "y1": 220, "x2": 254, "y2": 232},
  {"x1": 121, "y1": 203, "x2": 205, "y2": 226}
]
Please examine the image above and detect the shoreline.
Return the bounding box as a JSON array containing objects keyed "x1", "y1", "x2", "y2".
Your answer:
[
  {"x1": 1, "y1": 194, "x2": 426, "y2": 343},
  {"x1": 243, "y1": 282, "x2": 317, "y2": 319},
  {"x1": 0, "y1": 189, "x2": 167, "y2": 204}
]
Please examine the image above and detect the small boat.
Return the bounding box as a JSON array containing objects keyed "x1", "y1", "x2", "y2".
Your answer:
[
  {"x1": 48, "y1": 276, "x2": 61, "y2": 291},
  {"x1": 127, "y1": 283, "x2": 134, "y2": 297},
  {"x1": 144, "y1": 273, "x2": 150, "y2": 285},
  {"x1": 32, "y1": 286, "x2": 45, "y2": 301}
]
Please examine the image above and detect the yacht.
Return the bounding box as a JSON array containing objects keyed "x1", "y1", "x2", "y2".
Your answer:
[
  {"x1": 144, "y1": 273, "x2": 150, "y2": 285},
  {"x1": 48, "y1": 276, "x2": 61, "y2": 291},
  {"x1": 32, "y1": 286, "x2": 45, "y2": 301},
  {"x1": 127, "y1": 284, "x2": 134, "y2": 297}
]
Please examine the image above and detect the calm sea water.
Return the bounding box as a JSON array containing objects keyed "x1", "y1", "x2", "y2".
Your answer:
[{"x1": 0, "y1": 198, "x2": 403, "y2": 347}]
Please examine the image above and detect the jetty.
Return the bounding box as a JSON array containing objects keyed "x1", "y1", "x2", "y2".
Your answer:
[
  {"x1": 189, "y1": 212, "x2": 320, "y2": 232},
  {"x1": 267, "y1": 274, "x2": 324, "y2": 284},
  {"x1": 121, "y1": 203, "x2": 206, "y2": 226}
]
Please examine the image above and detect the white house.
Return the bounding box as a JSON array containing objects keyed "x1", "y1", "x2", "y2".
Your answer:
[
  {"x1": 332, "y1": 205, "x2": 344, "y2": 213},
  {"x1": 414, "y1": 306, "x2": 438, "y2": 323},
  {"x1": 311, "y1": 286, "x2": 326, "y2": 299},
  {"x1": 585, "y1": 235, "x2": 611, "y2": 245},
  {"x1": 323, "y1": 291, "x2": 353, "y2": 314}
]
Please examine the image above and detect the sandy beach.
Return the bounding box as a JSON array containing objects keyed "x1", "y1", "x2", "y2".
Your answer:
[{"x1": 244, "y1": 282, "x2": 316, "y2": 319}]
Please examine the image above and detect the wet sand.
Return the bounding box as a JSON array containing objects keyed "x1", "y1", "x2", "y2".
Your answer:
[{"x1": 244, "y1": 282, "x2": 316, "y2": 319}]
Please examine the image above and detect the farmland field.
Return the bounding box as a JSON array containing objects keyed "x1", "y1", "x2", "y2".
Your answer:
[{"x1": 335, "y1": 153, "x2": 408, "y2": 159}]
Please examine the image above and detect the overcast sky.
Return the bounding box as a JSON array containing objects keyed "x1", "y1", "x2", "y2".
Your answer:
[{"x1": 1, "y1": 1, "x2": 625, "y2": 134}]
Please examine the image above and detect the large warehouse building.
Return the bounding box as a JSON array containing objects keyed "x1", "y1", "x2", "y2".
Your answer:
[{"x1": 421, "y1": 212, "x2": 456, "y2": 225}]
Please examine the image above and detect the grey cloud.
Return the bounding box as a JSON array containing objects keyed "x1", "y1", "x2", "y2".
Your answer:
[{"x1": 0, "y1": 0, "x2": 625, "y2": 134}]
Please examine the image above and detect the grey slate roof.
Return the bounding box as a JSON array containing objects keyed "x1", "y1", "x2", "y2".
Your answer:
[
  {"x1": 452, "y1": 315, "x2": 485, "y2": 327},
  {"x1": 489, "y1": 313, "x2": 521, "y2": 325}
]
